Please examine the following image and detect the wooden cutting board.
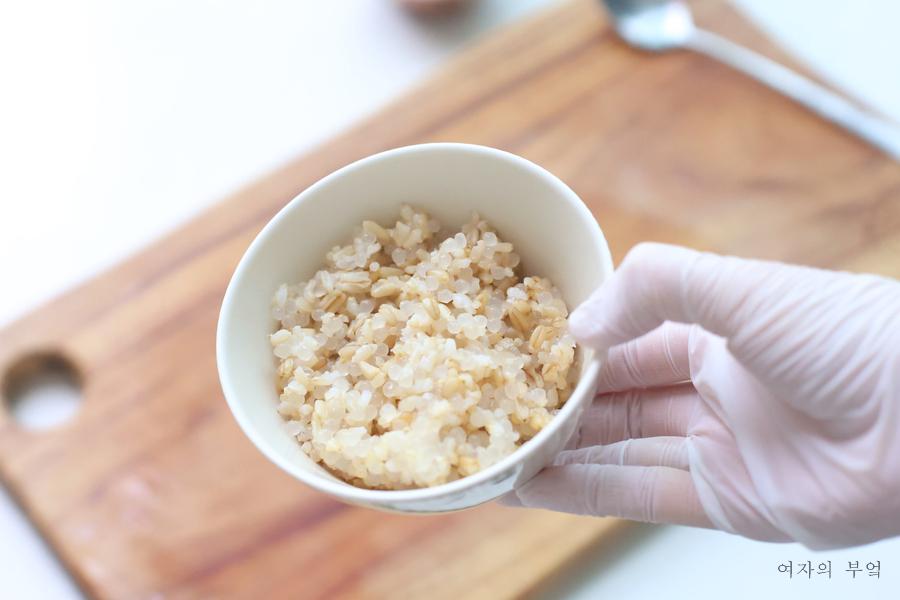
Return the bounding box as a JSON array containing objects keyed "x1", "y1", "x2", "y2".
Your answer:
[{"x1": 2, "y1": 1, "x2": 900, "y2": 599}]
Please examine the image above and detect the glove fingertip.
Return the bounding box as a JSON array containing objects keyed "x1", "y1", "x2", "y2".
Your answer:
[{"x1": 569, "y1": 302, "x2": 606, "y2": 348}]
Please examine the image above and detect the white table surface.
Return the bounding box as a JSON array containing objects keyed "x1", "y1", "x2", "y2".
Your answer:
[{"x1": 1, "y1": 1, "x2": 899, "y2": 598}]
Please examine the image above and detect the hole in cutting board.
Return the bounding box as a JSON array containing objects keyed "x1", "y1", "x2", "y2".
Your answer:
[{"x1": 2, "y1": 352, "x2": 83, "y2": 431}]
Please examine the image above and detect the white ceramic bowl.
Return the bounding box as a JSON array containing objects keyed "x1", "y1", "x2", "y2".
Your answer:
[{"x1": 217, "y1": 143, "x2": 613, "y2": 513}]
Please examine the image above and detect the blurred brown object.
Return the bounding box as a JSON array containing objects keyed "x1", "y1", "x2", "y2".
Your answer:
[
  {"x1": 2, "y1": 0, "x2": 900, "y2": 599},
  {"x1": 398, "y1": 0, "x2": 472, "y2": 14}
]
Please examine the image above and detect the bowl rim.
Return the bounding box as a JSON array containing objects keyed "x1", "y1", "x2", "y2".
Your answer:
[{"x1": 216, "y1": 142, "x2": 612, "y2": 506}]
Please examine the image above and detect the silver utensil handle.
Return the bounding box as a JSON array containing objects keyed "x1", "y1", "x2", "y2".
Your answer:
[{"x1": 685, "y1": 28, "x2": 900, "y2": 160}]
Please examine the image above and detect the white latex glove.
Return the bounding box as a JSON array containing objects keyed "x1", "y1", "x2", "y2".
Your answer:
[{"x1": 499, "y1": 242, "x2": 900, "y2": 550}]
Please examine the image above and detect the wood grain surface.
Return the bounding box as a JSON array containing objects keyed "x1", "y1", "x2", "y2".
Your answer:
[{"x1": 2, "y1": 0, "x2": 900, "y2": 599}]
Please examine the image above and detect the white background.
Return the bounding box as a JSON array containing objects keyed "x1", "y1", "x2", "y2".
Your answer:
[{"x1": 1, "y1": 1, "x2": 899, "y2": 598}]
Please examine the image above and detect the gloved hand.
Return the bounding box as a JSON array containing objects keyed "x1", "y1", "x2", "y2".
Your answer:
[{"x1": 499, "y1": 242, "x2": 900, "y2": 550}]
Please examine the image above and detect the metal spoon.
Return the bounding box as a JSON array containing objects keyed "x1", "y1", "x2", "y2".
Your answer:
[{"x1": 597, "y1": 0, "x2": 900, "y2": 159}]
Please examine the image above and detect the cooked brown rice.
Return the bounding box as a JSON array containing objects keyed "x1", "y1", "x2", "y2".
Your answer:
[{"x1": 270, "y1": 205, "x2": 577, "y2": 489}]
